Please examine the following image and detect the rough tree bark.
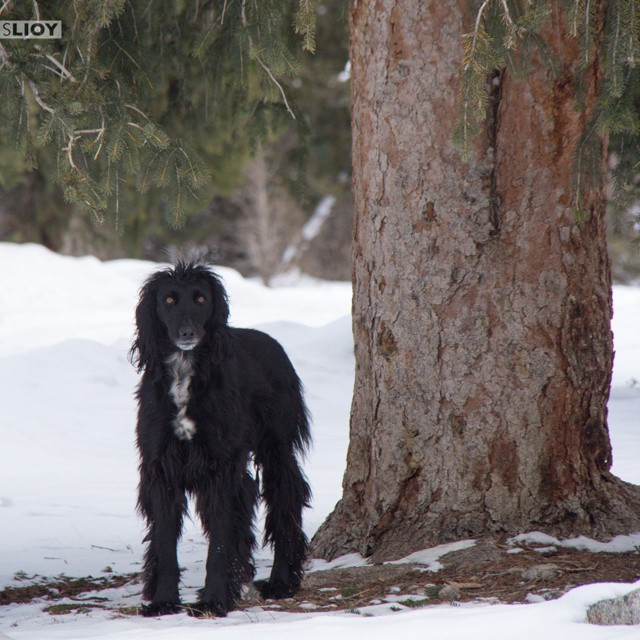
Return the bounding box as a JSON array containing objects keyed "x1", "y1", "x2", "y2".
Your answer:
[{"x1": 311, "y1": 0, "x2": 640, "y2": 562}]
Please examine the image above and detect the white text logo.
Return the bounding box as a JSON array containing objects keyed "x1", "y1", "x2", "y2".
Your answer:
[{"x1": 0, "y1": 21, "x2": 62, "y2": 39}]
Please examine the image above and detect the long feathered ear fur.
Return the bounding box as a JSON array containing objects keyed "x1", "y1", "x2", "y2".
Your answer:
[
  {"x1": 202, "y1": 268, "x2": 230, "y2": 363},
  {"x1": 206, "y1": 269, "x2": 230, "y2": 327},
  {"x1": 129, "y1": 270, "x2": 172, "y2": 372}
]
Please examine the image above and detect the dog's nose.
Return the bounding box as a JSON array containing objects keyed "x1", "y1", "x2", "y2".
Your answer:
[{"x1": 179, "y1": 326, "x2": 196, "y2": 340}]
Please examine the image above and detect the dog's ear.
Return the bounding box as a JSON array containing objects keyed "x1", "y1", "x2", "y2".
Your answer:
[
  {"x1": 204, "y1": 269, "x2": 230, "y2": 362},
  {"x1": 206, "y1": 270, "x2": 230, "y2": 327},
  {"x1": 129, "y1": 272, "x2": 167, "y2": 372}
]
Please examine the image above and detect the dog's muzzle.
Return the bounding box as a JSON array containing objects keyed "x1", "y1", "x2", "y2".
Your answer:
[{"x1": 175, "y1": 339, "x2": 199, "y2": 351}]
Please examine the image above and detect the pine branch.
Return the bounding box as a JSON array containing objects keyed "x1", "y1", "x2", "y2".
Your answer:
[{"x1": 0, "y1": 0, "x2": 316, "y2": 233}]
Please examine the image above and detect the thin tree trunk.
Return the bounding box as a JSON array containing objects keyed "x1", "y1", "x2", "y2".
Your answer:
[
  {"x1": 311, "y1": 0, "x2": 640, "y2": 562},
  {"x1": 243, "y1": 145, "x2": 279, "y2": 285}
]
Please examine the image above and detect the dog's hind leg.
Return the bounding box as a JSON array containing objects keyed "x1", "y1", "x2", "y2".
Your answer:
[
  {"x1": 137, "y1": 463, "x2": 187, "y2": 616},
  {"x1": 256, "y1": 438, "x2": 311, "y2": 599},
  {"x1": 189, "y1": 462, "x2": 258, "y2": 617}
]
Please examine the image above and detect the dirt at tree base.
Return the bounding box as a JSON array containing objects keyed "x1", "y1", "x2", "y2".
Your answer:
[
  {"x1": 292, "y1": 538, "x2": 640, "y2": 613},
  {"x1": 2, "y1": 537, "x2": 640, "y2": 617}
]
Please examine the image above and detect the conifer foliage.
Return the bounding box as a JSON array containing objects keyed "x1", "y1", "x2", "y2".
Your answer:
[
  {"x1": 454, "y1": 0, "x2": 640, "y2": 212},
  {"x1": 0, "y1": 0, "x2": 316, "y2": 230}
]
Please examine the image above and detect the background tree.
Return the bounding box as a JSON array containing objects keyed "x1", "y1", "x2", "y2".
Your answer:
[
  {"x1": 312, "y1": 0, "x2": 640, "y2": 561},
  {"x1": 237, "y1": 141, "x2": 305, "y2": 285},
  {"x1": 0, "y1": 0, "x2": 352, "y2": 278}
]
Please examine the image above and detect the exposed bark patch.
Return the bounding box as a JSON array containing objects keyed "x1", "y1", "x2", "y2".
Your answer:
[
  {"x1": 424, "y1": 200, "x2": 436, "y2": 221},
  {"x1": 487, "y1": 69, "x2": 504, "y2": 234},
  {"x1": 388, "y1": 2, "x2": 410, "y2": 66},
  {"x1": 412, "y1": 201, "x2": 436, "y2": 233},
  {"x1": 377, "y1": 322, "x2": 398, "y2": 360},
  {"x1": 449, "y1": 412, "x2": 466, "y2": 437},
  {"x1": 489, "y1": 436, "x2": 519, "y2": 490},
  {"x1": 584, "y1": 418, "x2": 611, "y2": 471},
  {"x1": 549, "y1": 73, "x2": 574, "y2": 162},
  {"x1": 539, "y1": 437, "x2": 574, "y2": 501},
  {"x1": 369, "y1": 471, "x2": 422, "y2": 560}
]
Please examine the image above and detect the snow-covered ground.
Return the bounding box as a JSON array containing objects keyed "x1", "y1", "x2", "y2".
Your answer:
[{"x1": 1, "y1": 242, "x2": 640, "y2": 639}]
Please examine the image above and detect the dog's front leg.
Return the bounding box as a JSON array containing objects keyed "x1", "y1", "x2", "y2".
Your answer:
[
  {"x1": 138, "y1": 462, "x2": 187, "y2": 616},
  {"x1": 189, "y1": 466, "x2": 258, "y2": 617}
]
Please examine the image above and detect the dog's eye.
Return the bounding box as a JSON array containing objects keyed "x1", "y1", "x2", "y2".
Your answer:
[
  {"x1": 165, "y1": 296, "x2": 176, "y2": 305},
  {"x1": 195, "y1": 295, "x2": 206, "y2": 305}
]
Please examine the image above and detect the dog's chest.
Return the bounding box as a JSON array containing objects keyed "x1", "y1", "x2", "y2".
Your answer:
[{"x1": 165, "y1": 352, "x2": 196, "y2": 441}]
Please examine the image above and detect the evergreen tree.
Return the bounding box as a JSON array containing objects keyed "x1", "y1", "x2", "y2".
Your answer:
[{"x1": 0, "y1": 0, "x2": 317, "y2": 233}]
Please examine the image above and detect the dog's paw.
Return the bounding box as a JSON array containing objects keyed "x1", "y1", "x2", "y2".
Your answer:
[
  {"x1": 140, "y1": 601, "x2": 182, "y2": 617},
  {"x1": 254, "y1": 578, "x2": 295, "y2": 600},
  {"x1": 184, "y1": 601, "x2": 228, "y2": 618}
]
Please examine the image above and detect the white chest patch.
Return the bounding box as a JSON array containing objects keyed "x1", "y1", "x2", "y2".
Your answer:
[{"x1": 165, "y1": 352, "x2": 196, "y2": 441}]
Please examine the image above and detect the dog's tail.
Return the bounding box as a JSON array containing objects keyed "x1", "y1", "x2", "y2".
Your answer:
[{"x1": 290, "y1": 371, "x2": 312, "y2": 456}]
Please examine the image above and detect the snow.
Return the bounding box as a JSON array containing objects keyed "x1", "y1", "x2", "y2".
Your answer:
[
  {"x1": 281, "y1": 195, "x2": 336, "y2": 267},
  {"x1": 508, "y1": 532, "x2": 640, "y2": 554},
  {"x1": 385, "y1": 540, "x2": 477, "y2": 571},
  {"x1": 299, "y1": 195, "x2": 336, "y2": 242},
  {"x1": 338, "y1": 60, "x2": 351, "y2": 83},
  {"x1": 308, "y1": 553, "x2": 369, "y2": 573},
  {"x1": 2, "y1": 242, "x2": 640, "y2": 639},
  {"x1": 6, "y1": 583, "x2": 640, "y2": 639}
]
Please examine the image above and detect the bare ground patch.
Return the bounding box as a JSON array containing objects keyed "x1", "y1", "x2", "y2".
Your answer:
[
  {"x1": 2, "y1": 537, "x2": 640, "y2": 616},
  {"x1": 0, "y1": 572, "x2": 138, "y2": 614}
]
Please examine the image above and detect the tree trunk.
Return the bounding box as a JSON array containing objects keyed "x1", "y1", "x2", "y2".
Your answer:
[
  {"x1": 243, "y1": 145, "x2": 279, "y2": 286},
  {"x1": 311, "y1": 0, "x2": 640, "y2": 562}
]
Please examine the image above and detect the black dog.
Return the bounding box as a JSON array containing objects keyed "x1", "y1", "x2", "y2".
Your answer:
[{"x1": 130, "y1": 262, "x2": 311, "y2": 617}]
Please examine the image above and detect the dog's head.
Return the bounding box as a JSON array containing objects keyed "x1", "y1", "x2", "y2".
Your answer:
[{"x1": 130, "y1": 262, "x2": 230, "y2": 371}]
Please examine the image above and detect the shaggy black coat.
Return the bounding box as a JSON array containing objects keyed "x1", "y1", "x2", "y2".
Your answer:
[{"x1": 130, "y1": 262, "x2": 311, "y2": 617}]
